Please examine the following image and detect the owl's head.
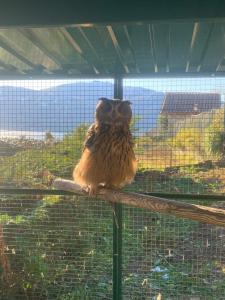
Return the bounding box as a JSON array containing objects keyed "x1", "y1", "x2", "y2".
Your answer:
[{"x1": 95, "y1": 98, "x2": 132, "y2": 126}]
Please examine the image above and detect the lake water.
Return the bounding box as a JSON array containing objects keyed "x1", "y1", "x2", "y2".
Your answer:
[{"x1": 0, "y1": 130, "x2": 65, "y2": 140}]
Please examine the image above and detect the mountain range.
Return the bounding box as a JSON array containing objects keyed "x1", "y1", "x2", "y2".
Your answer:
[{"x1": 0, "y1": 81, "x2": 164, "y2": 136}]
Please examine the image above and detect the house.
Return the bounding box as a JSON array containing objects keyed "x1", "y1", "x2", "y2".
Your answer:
[
  {"x1": 161, "y1": 92, "x2": 221, "y2": 116},
  {"x1": 159, "y1": 92, "x2": 221, "y2": 134}
]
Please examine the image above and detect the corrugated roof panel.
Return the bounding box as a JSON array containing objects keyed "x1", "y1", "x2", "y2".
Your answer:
[
  {"x1": 200, "y1": 22, "x2": 225, "y2": 72},
  {"x1": 0, "y1": 29, "x2": 59, "y2": 72},
  {"x1": 0, "y1": 20, "x2": 224, "y2": 77},
  {"x1": 153, "y1": 23, "x2": 170, "y2": 73},
  {"x1": 108, "y1": 25, "x2": 138, "y2": 73},
  {"x1": 65, "y1": 27, "x2": 106, "y2": 74},
  {"x1": 76, "y1": 26, "x2": 113, "y2": 74},
  {"x1": 125, "y1": 24, "x2": 156, "y2": 73},
  {"x1": 85, "y1": 26, "x2": 118, "y2": 74},
  {"x1": 29, "y1": 28, "x2": 93, "y2": 74},
  {"x1": 218, "y1": 58, "x2": 225, "y2": 72},
  {"x1": 169, "y1": 22, "x2": 194, "y2": 72},
  {"x1": 0, "y1": 46, "x2": 32, "y2": 73},
  {"x1": 187, "y1": 22, "x2": 214, "y2": 72}
]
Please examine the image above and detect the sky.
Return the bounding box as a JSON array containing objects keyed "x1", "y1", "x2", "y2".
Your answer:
[{"x1": 0, "y1": 78, "x2": 225, "y2": 95}]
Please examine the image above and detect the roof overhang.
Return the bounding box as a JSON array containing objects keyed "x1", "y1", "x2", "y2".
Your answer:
[
  {"x1": 0, "y1": 0, "x2": 225, "y2": 27},
  {"x1": 0, "y1": 0, "x2": 225, "y2": 78}
]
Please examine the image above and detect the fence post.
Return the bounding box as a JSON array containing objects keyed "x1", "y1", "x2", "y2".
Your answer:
[{"x1": 113, "y1": 76, "x2": 123, "y2": 300}]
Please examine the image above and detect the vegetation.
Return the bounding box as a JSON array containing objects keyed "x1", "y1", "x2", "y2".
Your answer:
[
  {"x1": 0, "y1": 195, "x2": 113, "y2": 299},
  {"x1": 204, "y1": 109, "x2": 225, "y2": 158},
  {"x1": 0, "y1": 124, "x2": 89, "y2": 187},
  {"x1": 157, "y1": 114, "x2": 169, "y2": 133},
  {"x1": 0, "y1": 107, "x2": 225, "y2": 299}
]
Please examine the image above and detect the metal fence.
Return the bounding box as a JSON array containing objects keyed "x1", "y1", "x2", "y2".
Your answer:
[{"x1": 0, "y1": 78, "x2": 225, "y2": 299}]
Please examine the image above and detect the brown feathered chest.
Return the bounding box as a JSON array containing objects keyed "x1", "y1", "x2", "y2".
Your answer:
[
  {"x1": 73, "y1": 98, "x2": 137, "y2": 195},
  {"x1": 73, "y1": 98, "x2": 137, "y2": 194}
]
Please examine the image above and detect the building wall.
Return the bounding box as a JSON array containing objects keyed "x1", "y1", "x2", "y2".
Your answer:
[{"x1": 164, "y1": 109, "x2": 219, "y2": 136}]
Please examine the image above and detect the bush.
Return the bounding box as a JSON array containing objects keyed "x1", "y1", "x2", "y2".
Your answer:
[
  {"x1": 204, "y1": 109, "x2": 225, "y2": 158},
  {"x1": 169, "y1": 128, "x2": 203, "y2": 152}
]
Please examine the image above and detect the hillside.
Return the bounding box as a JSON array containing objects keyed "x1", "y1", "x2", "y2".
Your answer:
[{"x1": 0, "y1": 81, "x2": 164, "y2": 135}]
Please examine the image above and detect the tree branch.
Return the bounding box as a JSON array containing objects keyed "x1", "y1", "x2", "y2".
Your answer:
[{"x1": 53, "y1": 178, "x2": 225, "y2": 227}]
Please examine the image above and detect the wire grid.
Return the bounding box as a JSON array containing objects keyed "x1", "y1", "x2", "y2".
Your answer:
[
  {"x1": 124, "y1": 78, "x2": 225, "y2": 195},
  {"x1": 0, "y1": 79, "x2": 113, "y2": 187},
  {"x1": 0, "y1": 193, "x2": 113, "y2": 300},
  {"x1": 0, "y1": 77, "x2": 225, "y2": 299},
  {"x1": 0, "y1": 79, "x2": 114, "y2": 299},
  {"x1": 122, "y1": 201, "x2": 225, "y2": 300},
  {"x1": 122, "y1": 78, "x2": 225, "y2": 299}
]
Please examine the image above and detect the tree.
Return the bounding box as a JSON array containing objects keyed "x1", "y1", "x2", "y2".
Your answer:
[
  {"x1": 157, "y1": 114, "x2": 168, "y2": 133},
  {"x1": 204, "y1": 108, "x2": 225, "y2": 158},
  {"x1": 44, "y1": 131, "x2": 55, "y2": 145},
  {"x1": 206, "y1": 131, "x2": 225, "y2": 157},
  {"x1": 130, "y1": 115, "x2": 142, "y2": 136},
  {"x1": 169, "y1": 128, "x2": 202, "y2": 152}
]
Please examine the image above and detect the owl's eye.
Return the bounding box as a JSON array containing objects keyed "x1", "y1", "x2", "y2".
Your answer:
[{"x1": 102, "y1": 102, "x2": 112, "y2": 113}]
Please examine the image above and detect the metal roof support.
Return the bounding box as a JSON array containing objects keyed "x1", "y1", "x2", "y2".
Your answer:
[
  {"x1": 0, "y1": 36, "x2": 36, "y2": 69},
  {"x1": 0, "y1": 59, "x2": 20, "y2": 73},
  {"x1": 107, "y1": 26, "x2": 129, "y2": 74},
  {"x1": 18, "y1": 29, "x2": 61, "y2": 69},
  {"x1": 0, "y1": 72, "x2": 225, "y2": 81},
  {"x1": 123, "y1": 25, "x2": 140, "y2": 74},
  {"x1": 185, "y1": 22, "x2": 199, "y2": 72},
  {"x1": 60, "y1": 28, "x2": 100, "y2": 74},
  {"x1": 197, "y1": 23, "x2": 215, "y2": 72},
  {"x1": 77, "y1": 27, "x2": 108, "y2": 74},
  {"x1": 216, "y1": 57, "x2": 225, "y2": 72},
  {"x1": 113, "y1": 75, "x2": 123, "y2": 300},
  {"x1": 148, "y1": 24, "x2": 158, "y2": 73},
  {"x1": 166, "y1": 24, "x2": 171, "y2": 73}
]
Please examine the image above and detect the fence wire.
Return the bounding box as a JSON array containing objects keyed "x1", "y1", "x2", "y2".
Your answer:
[
  {"x1": 0, "y1": 78, "x2": 225, "y2": 299},
  {"x1": 124, "y1": 78, "x2": 225, "y2": 195},
  {"x1": 0, "y1": 194, "x2": 113, "y2": 300},
  {"x1": 123, "y1": 202, "x2": 225, "y2": 300}
]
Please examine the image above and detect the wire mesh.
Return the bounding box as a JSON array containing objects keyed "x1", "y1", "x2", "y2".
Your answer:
[
  {"x1": 0, "y1": 193, "x2": 113, "y2": 300},
  {"x1": 0, "y1": 79, "x2": 114, "y2": 300},
  {"x1": 0, "y1": 79, "x2": 114, "y2": 188},
  {"x1": 123, "y1": 201, "x2": 225, "y2": 300},
  {"x1": 124, "y1": 77, "x2": 225, "y2": 195},
  {"x1": 0, "y1": 77, "x2": 225, "y2": 299}
]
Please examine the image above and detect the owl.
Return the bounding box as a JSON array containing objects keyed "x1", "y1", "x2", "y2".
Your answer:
[{"x1": 73, "y1": 97, "x2": 137, "y2": 196}]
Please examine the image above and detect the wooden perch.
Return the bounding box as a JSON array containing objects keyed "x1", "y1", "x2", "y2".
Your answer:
[{"x1": 53, "y1": 178, "x2": 225, "y2": 227}]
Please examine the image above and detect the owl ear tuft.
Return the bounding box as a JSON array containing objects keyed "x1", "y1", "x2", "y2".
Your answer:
[
  {"x1": 98, "y1": 97, "x2": 110, "y2": 102},
  {"x1": 124, "y1": 100, "x2": 132, "y2": 105}
]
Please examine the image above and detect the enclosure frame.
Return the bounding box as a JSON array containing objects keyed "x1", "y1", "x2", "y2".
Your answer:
[
  {"x1": 0, "y1": 73, "x2": 225, "y2": 300},
  {"x1": 0, "y1": 1, "x2": 225, "y2": 297}
]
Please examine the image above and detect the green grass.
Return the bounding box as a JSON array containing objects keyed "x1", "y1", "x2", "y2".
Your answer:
[
  {"x1": 0, "y1": 125, "x2": 88, "y2": 187},
  {"x1": 0, "y1": 195, "x2": 113, "y2": 299},
  {"x1": 1, "y1": 194, "x2": 225, "y2": 299},
  {"x1": 1, "y1": 121, "x2": 225, "y2": 299}
]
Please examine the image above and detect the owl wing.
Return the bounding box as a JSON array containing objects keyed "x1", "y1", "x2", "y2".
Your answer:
[{"x1": 83, "y1": 124, "x2": 97, "y2": 152}]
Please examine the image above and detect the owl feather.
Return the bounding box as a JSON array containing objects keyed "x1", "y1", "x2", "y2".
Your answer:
[{"x1": 73, "y1": 98, "x2": 137, "y2": 196}]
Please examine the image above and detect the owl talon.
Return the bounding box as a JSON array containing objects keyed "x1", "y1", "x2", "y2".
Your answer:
[
  {"x1": 83, "y1": 185, "x2": 98, "y2": 197},
  {"x1": 82, "y1": 187, "x2": 90, "y2": 194}
]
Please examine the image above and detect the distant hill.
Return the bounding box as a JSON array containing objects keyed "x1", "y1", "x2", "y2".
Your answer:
[{"x1": 0, "y1": 81, "x2": 164, "y2": 135}]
